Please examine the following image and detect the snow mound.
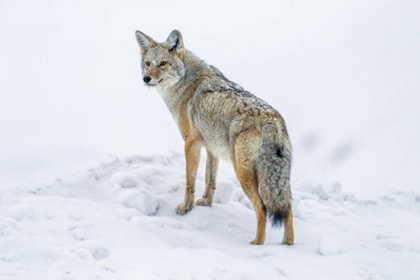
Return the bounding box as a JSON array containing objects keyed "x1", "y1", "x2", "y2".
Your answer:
[
  {"x1": 118, "y1": 189, "x2": 158, "y2": 215},
  {"x1": 318, "y1": 235, "x2": 345, "y2": 256},
  {"x1": 5, "y1": 204, "x2": 35, "y2": 221},
  {"x1": 0, "y1": 153, "x2": 419, "y2": 279},
  {"x1": 109, "y1": 172, "x2": 138, "y2": 188}
]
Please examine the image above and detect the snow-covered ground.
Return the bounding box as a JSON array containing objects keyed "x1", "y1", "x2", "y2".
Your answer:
[
  {"x1": 1, "y1": 0, "x2": 419, "y2": 279},
  {"x1": 1, "y1": 153, "x2": 419, "y2": 279}
]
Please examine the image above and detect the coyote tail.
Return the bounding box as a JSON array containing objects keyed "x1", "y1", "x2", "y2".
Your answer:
[{"x1": 257, "y1": 123, "x2": 292, "y2": 227}]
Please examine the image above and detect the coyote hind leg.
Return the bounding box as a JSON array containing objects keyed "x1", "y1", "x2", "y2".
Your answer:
[
  {"x1": 282, "y1": 206, "x2": 294, "y2": 245},
  {"x1": 232, "y1": 130, "x2": 266, "y2": 245}
]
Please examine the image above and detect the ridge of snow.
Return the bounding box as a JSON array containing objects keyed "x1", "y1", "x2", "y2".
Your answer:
[{"x1": 1, "y1": 153, "x2": 419, "y2": 279}]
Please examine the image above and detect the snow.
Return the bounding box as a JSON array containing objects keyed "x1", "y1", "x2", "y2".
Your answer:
[
  {"x1": 1, "y1": 153, "x2": 419, "y2": 279},
  {"x1": 109, "y1": 172, "x2": 138, "y2": 189},
  {"x1": 318, "y1": 235, "x2": 345, "y2": 256},
  {"x1": 1, "y1": 0, "x2": 419, "y2": 279}
]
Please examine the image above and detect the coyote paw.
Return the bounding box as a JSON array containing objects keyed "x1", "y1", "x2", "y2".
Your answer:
[
  {"x1": 175, "y1": 202, "x2": 193, "y2": 215},
  {"x1": 282, "y1": 237, "x2": 294, "y2": 245},
  {"x1": 195, "y1": 197, "x2": 212, "y2": 207},
  {"x1": 249, "y1": 239, "x2": 265, "y2": 245}
]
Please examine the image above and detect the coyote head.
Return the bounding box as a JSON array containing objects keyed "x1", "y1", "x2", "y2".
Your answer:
[{"x1": 135, "y1": 30, "x2": 186, "y2": 88}]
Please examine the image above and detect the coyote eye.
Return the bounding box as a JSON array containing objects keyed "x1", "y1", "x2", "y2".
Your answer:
[
  {"x1": 145, "y1": 61, "x2": 150, "y2": 67},
  {"x1": 159, "y1": 61, "x2": 167, "y2": 67}
]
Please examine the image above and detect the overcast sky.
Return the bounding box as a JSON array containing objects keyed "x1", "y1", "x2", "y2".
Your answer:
[{"x1": 0, "y1": 0, "x2": 419, "y2": 196}]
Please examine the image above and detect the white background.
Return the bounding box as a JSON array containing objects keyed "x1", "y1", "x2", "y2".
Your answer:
[{"x1": 1, "y1": 0, "x2": 419, "y2": 195}]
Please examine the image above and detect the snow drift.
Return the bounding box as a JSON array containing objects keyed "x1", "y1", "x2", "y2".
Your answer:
[{"x1": 1, "y1": 153, "x2": 419, "y2": 279}]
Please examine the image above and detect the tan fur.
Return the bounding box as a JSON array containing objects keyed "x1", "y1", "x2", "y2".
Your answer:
[
  {"x1": 173, "y1": 79, "x2": 205, "y2": 215},
  {"x1": 135, "y1": 30, "x2": 294, "y2": 245},
  {"x1": 196, "y1": 151, "x2": 219, "y2": 207},
  {"x1": 232, "y1": 129, "x2": 266, "y2": 244},
  {"x1": 283, "y1": 207, "x2": 294, "y2": 245}
]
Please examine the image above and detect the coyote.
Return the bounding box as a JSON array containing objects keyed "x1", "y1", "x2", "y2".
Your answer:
[{"x1": 135, "y1": 30, "x2": 294, "y2": 245}]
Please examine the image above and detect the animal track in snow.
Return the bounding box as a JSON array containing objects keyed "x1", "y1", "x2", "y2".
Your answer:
[{"x1": 71, "y1": 240, "x2": 110, "y2": 260}]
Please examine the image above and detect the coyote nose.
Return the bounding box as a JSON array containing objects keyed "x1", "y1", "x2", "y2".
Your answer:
[{"x1": 143, "y1": 76, "x2": 151, "y2": 84}]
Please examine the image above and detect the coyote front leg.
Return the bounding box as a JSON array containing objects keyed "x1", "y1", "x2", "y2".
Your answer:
[
  {"x1": 196, "y1": 151, "x2": 219, "y2": 207},
  {"x1": 176, "y1": 139, "x2": 201, "y2": 215}
]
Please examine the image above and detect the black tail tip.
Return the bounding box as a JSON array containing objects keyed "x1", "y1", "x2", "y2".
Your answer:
[{"x1": 268, "y1": 209, "x2": 289, "y2": 228}]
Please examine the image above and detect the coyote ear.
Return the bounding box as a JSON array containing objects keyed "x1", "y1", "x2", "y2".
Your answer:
[
  {"x1": 135, "y1": 30, "x2": 157, "y2": 55},
  {"x1": 165, "y1": 30, "x2": 185, "y2": 57}
]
